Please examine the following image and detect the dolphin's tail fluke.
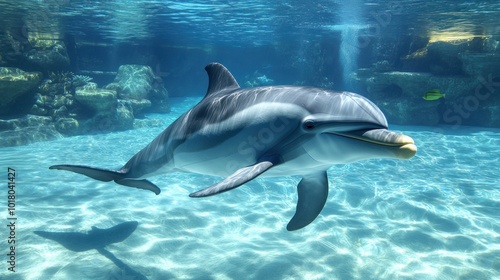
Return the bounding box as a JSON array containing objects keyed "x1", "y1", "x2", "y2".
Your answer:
[{"x1": 49, "y1": 165, "x2": 161, "y2": 195}]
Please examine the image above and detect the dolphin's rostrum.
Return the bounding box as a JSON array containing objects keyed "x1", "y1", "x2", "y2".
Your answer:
[{"x1": 50, "y1": 63, "x2": 417, "y2": 231}]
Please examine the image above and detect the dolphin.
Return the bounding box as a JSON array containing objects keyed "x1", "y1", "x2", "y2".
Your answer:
[{"x1": 50, "y1": 62, "x2": 417, "y2": 231}]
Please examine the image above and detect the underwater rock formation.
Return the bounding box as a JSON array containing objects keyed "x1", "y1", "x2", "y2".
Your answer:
[
  {"x1": 0, "y1": 115, "x2": 63, "y2": 147},
  {"x1": 45, "y1": 65, "x2": 169, "y2": 134},
  {"x1": 355, "y1": 71, "x2": 476, "y2": 124},
  {"x1": 459, "y1": 53, "x2": 500, "y2": 77},
  {"x1": 0, "y1": 114, "x2": 52, "y2": 130},
  {"x1": 133, "y1": 118, "x2": 165, "y2": 129},
  {"x1": 121, "y1": 99, "x2": 152, "y2": 117},
  {"x1": 108, "y1": 65, "x2": 153, "y2": 100},
  {"x1": 72, "y1": 83, "x2": 135, "y2": 133},
  {"x1": 23, "y1": 41, "x2": 70, "y2": 72},
  {"x1": 75, "y1": 86, "x2": 117, "y2": 113},
  {"x1": 106, "y1": 64, "x2": 169, "y2": 113},
  {"x1": 0, "y1": 67, "x2": 42, "y2": 115},
  {"x1": 0, "y1": 63, "x2": 169, "y2": 146},
  {"x1": 356, "y1": 38, "x2": 500, "y2": 127},
  {"x1": 30, "y1": 78, "x2": 75, "y2": 119},
  {"x1": 77, "y1": 104, "x2": 134, "y2": 133},
  {"x1": 0, "y1": 26, "x2": 169, "y2": 146},
  {"x1": 397, "y1": 37, "x2": 482, "y2": 75},
  {"x1": 114, "y1": 101, "x2": 135, "y2": 130},
  {"x1": 54, "y1": 117, "x2": 80, "y2": 136}
]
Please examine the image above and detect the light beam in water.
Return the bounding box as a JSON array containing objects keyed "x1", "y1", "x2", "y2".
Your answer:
[{"x1": 339, "y1": 1, "x2": 364, "y2": 90}]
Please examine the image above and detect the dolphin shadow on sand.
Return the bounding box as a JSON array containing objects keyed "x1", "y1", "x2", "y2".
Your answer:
[{"x1": 34, "y1": 221, "x2": 148, "y2": 280}]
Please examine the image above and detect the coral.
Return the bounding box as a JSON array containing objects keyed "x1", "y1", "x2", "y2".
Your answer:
[
  {"x1": 72, "y1": 75, "x2": 93, "y2": 87},
  {"x1": 82, "y1": 82, "x2": 98, "y2": 90},
  {"x1": 48, "y1": 71, "x2": 73, "y2": 84}
]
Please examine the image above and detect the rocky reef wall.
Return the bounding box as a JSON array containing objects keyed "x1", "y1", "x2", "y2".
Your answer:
[
  {"x1": 0, "y1": 36, "x2": 170, "y2": 147},
  {"x1": 0, "y1": 64, "x2": 169, "y2": 147},
  {"x1": 355, "y1": 37, "x2": 500, "y2": 127}
]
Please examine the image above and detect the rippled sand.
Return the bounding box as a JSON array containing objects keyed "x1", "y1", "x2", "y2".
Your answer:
[{"x1": 1, "y1": 98, "x2": 499, "y2": 280}]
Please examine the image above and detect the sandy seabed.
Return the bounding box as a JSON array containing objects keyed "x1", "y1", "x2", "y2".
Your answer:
[{"x1": 1, "y1": 98, "x2": 499, "y2": 280}]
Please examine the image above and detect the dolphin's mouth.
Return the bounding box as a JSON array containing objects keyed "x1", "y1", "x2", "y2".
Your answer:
[{"x1": 332, "y1": 129, "x2": 417, "y2": 159}]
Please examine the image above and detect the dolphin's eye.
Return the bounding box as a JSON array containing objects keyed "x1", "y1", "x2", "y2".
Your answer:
[{"x1": 303, "y1": 120, "x2": 315, "y2": 130}]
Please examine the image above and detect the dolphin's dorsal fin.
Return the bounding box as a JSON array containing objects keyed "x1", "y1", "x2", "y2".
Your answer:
[{"x1": 204, "y1": 62, "x2": 240, "y2": 97}]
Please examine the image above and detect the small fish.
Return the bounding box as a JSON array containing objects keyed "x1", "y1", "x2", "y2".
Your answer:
[{"x1": 423, "y1": 89, "x2": 445, "y2": 101}]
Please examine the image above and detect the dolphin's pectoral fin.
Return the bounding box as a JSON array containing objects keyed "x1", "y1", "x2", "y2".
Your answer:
[
  {"x1": 287, "y1": 171, "x2": 329, "y2": 231},
  {"x1": 115, "y1": 179, "x2": 161, "y2": 195},
  {"x1": 189, "y1": 160, "x2": 275, "y2": 197},
  {"x1": 50, "y1": 164, "x2": 160, "y2": 195}
]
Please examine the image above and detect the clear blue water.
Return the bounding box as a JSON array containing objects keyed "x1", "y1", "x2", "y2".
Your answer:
[
  {"x1": 1, "y1": 0, "x2": 499, "y2": 279},
  {"x1": 1, "y1": 97, "x2": 499, "y2": 280}
]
